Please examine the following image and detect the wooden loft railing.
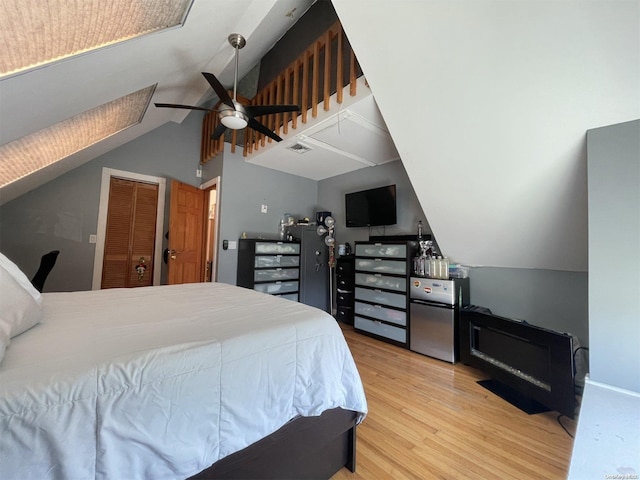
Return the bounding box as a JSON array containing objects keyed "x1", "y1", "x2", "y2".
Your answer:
[{"x1": 200, "y1": 21, "x2": 362, "y2": 164}]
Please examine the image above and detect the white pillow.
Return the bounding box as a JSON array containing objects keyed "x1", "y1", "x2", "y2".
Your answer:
[
  {"x1": 0, "y1": 265, "x2": 43, "y2": 363},
  {"x1": 0, "y1": 252, "x2": 42, "y2": 305}
]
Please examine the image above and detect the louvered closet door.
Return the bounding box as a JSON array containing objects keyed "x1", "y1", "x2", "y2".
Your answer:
[{"x1": 102, "y1": 177, "x2": 158, "y2": 288}]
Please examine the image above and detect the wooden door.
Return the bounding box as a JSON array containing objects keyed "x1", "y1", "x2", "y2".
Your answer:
[
  {"x1": 204, "y1": 187, "x2": 218, "y2": 282},
  {"x1": 102, "y1": 177, "x2": 158, "y2": 288},
  {"x1": 167, "y1": 180, "x2": 205, "y2": 284}
]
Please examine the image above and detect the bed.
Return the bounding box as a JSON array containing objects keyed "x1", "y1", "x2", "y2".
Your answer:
[{"x1": 0, "y1": 254, "x2": 367, "y2": 480}]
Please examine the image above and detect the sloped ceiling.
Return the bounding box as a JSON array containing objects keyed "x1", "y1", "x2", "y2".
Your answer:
[
  {"x1": 0, "y1": 0, "x2": 317, "y2": 204},
  {"x1": 0, "y1": 0, "x2": 399, "y2": 205},
  {"x1": 333, "y1": 0, "x2": 639, "y2": 271},
  {"x1": 1, "y1": 1, "x2": 637, "y2": 273}
]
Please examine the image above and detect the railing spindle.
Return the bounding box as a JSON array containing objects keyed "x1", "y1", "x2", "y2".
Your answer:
[
  {"x1": 337, "y1": 26, "x2": 344, "y2": 104},
  {"x1": 312, "y1": 40, "x2": 319, "y2": 118},
  {"x1": 323, "y1": 30, "x2": 331, "y2": 111}
]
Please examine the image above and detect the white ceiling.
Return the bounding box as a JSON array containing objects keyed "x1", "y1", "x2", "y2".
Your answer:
[
  {"x1": 0, "y1": 0, "x2": 397, "y2": 204},
  {"x1": 245, "y1": 79, "x2": 399, "y2": 180},
  {"x1": 333, "y1": 0, "x2": 638, "y2": 271}
]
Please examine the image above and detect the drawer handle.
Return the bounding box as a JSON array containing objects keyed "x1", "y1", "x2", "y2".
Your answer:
[
  {"x1": 374, "y1": 320, "x2": 382, "y2": 325},
  {"x1": 374, "y1": 258, "x2": 382, "y2": 262},
  {"x1": 374, "y1": 304, "x2": 382, "y2": 309}
]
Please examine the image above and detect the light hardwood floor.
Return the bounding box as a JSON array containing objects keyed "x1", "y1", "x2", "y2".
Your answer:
[{"x1": 332, "y1": 325, "x2": 577, "y2": 480}]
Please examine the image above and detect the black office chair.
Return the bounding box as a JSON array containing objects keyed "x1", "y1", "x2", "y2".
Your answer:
[{"x1": 31, "y1": 250, "x2": 60, "y2": 292}]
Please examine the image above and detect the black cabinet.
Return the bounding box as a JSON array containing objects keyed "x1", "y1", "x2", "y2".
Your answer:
[
  {"x1": 287, "y1": 225, "x2": 329, "y2": 312},
  {"x1": 335, "y1": 255, "x2": 355, "y2": 324},
  {"x1": 237, "y1": 239, "x2": 301, "y2": 301}
]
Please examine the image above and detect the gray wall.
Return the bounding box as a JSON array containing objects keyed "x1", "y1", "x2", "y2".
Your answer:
[
  {"x1": 333, "y1": 0, "x2": 637, "y2": 273},
  {"x1": 586, "y1": 119, "x2": 639, "y2": 392},
  {"x1": 469, "y1": 267, "x2": 588, "y2": 347},
  {"x1": 0, "y1": 112, "x2": 321, "y2": 291},
  {"x1": 0, "y1": 109, "x2": 589, "y2": 351},
  {"x1": 318, "y1": 159, "x2": 589, "y2": 348},
  {"x1": 0, "y1": 113, "x2": 203, "y2": 291},
  {"x1": 317, "y1": 160, "x2": 433, "y2": 246},
  {"x1": 212, "y1": 144, "x2": 319, "y2": 285}
]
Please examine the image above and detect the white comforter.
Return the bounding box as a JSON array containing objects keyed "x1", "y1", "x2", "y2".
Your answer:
[{"x1": 0, "y1": 283, "x2": 367, "y2": 480}]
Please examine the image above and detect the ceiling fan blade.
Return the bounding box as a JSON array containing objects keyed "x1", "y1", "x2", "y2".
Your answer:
[
  {"x1": 248, "y1": 118, "x2": 283, "y2": 142},
  {"x1": 202, "y1": 72, "x2": 234, "y2": 109},
  {"x1": 246, "y1": 104, "x2": 300, "y2": 118},
  {"x1": 154, "y1": 103, "x2": 214, "y2": 112},
  {"x1": 211, "y1": 123, "x2": 228, "y2": 141}
]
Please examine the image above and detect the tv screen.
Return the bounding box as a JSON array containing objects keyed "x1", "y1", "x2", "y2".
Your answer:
[{"x1": 345, "y1": 185, "x2": 397, "y2": 227}]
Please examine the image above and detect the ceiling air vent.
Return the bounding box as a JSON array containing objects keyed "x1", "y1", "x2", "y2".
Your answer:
[{"x1": 286, "y1": 142, "x2": 313, "y2": 154}]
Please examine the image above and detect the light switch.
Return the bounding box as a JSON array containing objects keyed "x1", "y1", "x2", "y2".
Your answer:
[
  {"x1": 228, "y1": 240, "x2": 237, "y2": 250},
  {"x1": 89, "y1": 234, "x2": 97, "y2": 244},
  {"x1": 261, "y1": 204, "x2": 268, "y2": 213}
]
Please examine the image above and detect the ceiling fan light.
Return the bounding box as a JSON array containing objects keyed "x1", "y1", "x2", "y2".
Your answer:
[{"x1": 219, "y1": 110, "x2": 248, "y2": 129}]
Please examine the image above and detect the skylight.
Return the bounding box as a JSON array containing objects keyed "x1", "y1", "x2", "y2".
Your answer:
[
  {"x1": 0, "y1": 85, "x2": 156, "y2": 188},
  {"x1": 0, "y1": 0, "x2": 193, "y2": 78}
]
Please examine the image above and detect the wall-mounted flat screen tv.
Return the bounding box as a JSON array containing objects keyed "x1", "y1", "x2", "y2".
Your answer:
[{"x1": 345, "y1": 184, "x2": 397, "y2": 227}]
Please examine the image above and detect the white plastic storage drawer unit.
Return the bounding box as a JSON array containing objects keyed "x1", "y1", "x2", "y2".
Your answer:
[
  {"x1": 237, "y1": 239, "x2": 301, "y2": 301},
  {"x1": 355, "y1": 272, "x2": 406, "y2": 292},
  {"x1": 354, "y1": 287, "x2": 406, "y2": 310},
  {"x1": 354, "y1": 258, "x2": 406, "y2": 275},
  {"x1": 353, "y1": 240, "x2": 414, "y2": 347},
  {"x1": 354, "y1": 317, "x2": 406, "y2": 344},
  {"x1": 354, "y1": 301, "x2": 407, "y2": 326},
  {"x1": 254, "y1": 255, "x2": 300, "y2": 268},
  {"x1": 355, "y1": 243, "x2": 407, "y2": 259}
]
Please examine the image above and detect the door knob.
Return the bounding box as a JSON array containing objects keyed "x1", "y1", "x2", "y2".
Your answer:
[{"x1": 168, "y1": 249, "x2": 180, "y2": 260}]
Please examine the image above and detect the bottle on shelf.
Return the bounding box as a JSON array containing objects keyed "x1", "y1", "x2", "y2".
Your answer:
[
  {"x1": 423, "y1": 256, "x2": 431, "y2": 278},
  {"x1": 436, "y1": 256, "x2": 443, "y2": 279},
  {"x1": 413, "y1": 225, "x2": 433, "y2": 277},
  {"x1": 413, "y1": 256, "x2": 426, "y2": 277},
  {"x1": 428, "y1": 256, "x2": 437, "y2": 279},
  {"x1": 441, "y1": 256, "x2": 450, "y2": 279}
]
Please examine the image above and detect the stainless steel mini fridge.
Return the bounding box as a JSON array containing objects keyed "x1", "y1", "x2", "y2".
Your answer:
[{"x1": 409, "y1": 277, "x2": 469, "y2": 363}]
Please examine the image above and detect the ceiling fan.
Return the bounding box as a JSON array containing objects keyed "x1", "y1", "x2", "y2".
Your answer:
[{"x1": 155, "y1": 33, "x2": 300, "y2": 142}]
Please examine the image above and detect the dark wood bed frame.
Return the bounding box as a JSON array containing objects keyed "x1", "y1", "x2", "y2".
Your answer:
[{"x1": 188, "y1": 408, "x2": 358, "y2": 479}]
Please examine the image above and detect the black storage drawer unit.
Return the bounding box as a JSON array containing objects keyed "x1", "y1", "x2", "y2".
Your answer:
[
  {"x1": 335, "y1": 255, "x2": 355, "y2": 324},
  {"x1": 353, "y1": 241, "x2": 414, "y2": 347},
  {"x1": 336, "y1": 290, "x2": 354, "y2": 306},
  {"x1": 237, "y1": 239, "x2": 301, "y2": 301}
]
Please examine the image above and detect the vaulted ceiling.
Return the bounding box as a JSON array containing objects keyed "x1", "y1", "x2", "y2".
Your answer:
[
  {"x1": 0, "y1": 0, "x2": 324, "y2": 204},
  {"x1": 1, "y1": 1, "x2": 637, "y2": 272}
]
